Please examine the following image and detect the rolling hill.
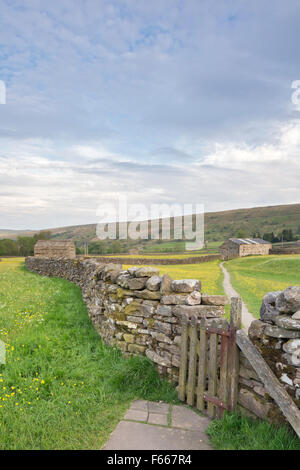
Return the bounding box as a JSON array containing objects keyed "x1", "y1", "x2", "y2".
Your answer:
[{"x1": 1, "y1": 203, "x2": 300, "y2": 249}]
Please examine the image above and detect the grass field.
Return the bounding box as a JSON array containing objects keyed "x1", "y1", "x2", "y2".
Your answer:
[
  {"x1": 124, "y1": 259, "x2": 224, "y2": 295},
  {"x1": 207, "y1": 412, "x2": 300, "y2": 450},
  {"x1": 104, "y1": 252, "x2": 214, "y2": 259},
  {"x1": 1, "y1": 257, "x2": 299, "y2": 450},
  {"x1": 0, "y1": 258, "x2": 178, "y2": 450},
  {"x1": 225, "y1": 255, "x2": 300, "y2": 318}
]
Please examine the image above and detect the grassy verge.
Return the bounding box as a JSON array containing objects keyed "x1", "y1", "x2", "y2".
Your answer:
[
  {"x1": 206, "y1": 412, "x2": 300, "y2": 450},
  {"x1": 225, "y1": 255, "x2": 300, "y2": 318},
  {"x1": 0, "y1": 259, "x2": 178, "y2": 450}
]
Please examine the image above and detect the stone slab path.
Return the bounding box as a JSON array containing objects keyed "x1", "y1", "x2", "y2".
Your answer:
[
  {"x1": 220, "y1": 262, "x2": 255, "y2": 331},
  {"x1": 102, "y1": 400, "x2": 213, "y2": 450}
]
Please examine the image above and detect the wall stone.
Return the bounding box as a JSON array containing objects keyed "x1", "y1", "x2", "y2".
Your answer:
[
  {"x1": 79, "y1": 254, "x2": 220, "y2": 265},
  {"x1": 237, "y1": 287, "x2": 300, "y2": 424},
  {"x1": 25, "y1": 256, "x2": 225, "y2": 382}
]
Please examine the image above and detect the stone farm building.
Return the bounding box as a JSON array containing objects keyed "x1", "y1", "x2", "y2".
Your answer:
[
  {"x1": 34, "y1": 240, "x2": 76, "y2": 259},
  {"x1": 219, "y1": 238, "x2": 272, "y2": 260}
]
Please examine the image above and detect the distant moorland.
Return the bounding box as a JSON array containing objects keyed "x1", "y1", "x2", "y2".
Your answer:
[{"x1": 0, "y1": 203, "x2": 299, "y2": 254}]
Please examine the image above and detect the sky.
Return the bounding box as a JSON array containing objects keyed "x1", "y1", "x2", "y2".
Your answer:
[{"x1": 0, "y1": 0, "x2": 300, "y2": 230}]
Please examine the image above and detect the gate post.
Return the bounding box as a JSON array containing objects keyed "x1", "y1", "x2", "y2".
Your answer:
[
  {"x1": 178, "y1": 314, "x2": 189, "y2": 402},
  {"x1": 228, "y1": 297, "x2": 242, "y2": 411}
]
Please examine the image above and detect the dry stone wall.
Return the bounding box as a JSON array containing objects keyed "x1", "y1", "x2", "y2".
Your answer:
[
  {"x1": 237, "y1": 286, "x2": 300, "y2": 424},
  {"x1": 25, "y1": 257, "x2": 300, "y2": 425},
  {"x1": 270, "y1": 243, "x2": 300, "y2": 255},
  {"x1": 25, "y1": 257, "x2": 226, "y2": 382},
  {"x1": 83, "y1": 254, "x2": 220, "y2": 265}
]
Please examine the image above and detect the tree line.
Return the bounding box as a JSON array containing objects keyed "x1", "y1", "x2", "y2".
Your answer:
[
  {"x1": 236, "y1": 228, "x2": 299, "y2": 243},
  {"x1": 0, "y1": 231, "x2": 52, "y2": 256}
]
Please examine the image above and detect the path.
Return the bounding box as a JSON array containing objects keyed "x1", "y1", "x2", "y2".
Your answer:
[
  {"x1": 102, "y1": 400, "x2": 212, "y2": 450},
  {"x1": 220, "y1": 262, "x2": 255, "y2": 331}
]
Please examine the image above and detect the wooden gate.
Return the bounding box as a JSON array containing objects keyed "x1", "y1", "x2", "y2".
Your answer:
[{"x1": 178, "y1": 297, "x2": 242, "y2": 418}]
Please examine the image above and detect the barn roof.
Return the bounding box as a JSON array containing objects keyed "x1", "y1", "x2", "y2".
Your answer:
[
  {"x1": 229, "y1": 238, "x2": 271, "y2": 245},
  {"x1": 34, "y1": 239, "x2": 74, "y2": 248}
]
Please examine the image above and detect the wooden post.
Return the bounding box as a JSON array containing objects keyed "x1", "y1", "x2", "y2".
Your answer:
[
  {"x1": 178, "y1": 314, "x2": 189, "y2": 401},
  {"x1": 196, "y1": 318, "x2": 208, "y2": 411},
  {"x1": 218, "y1": 328, "x2": 229, "y2": 418},
  {"x1": 228, "y1": 297, "x2": 242, "y2": 411},
  {"x1": 230, "y1": 297, "x2": 242, "y2": 330},
  {"x1": 187, "y1": 315, "x2": 198, "y2": 406},
  {"x1": 207, "y1": 319, "x2": 218, "y2": 417}
]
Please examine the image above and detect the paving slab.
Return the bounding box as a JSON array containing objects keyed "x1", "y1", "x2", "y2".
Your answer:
[
  {"x1": 131, "y1": 400, "x2": 148, "y2": 411},
  {"x1": 124, "y1": 409, "x2": 148, "y2": 421},
  {"x1": 171, "y1": 405, "x2": 211, "y2": 431},
  {"x1": 148, "y1": 412, "x2": 168, "y2": 426},
  {"x1": 102, "y1": 401, "x2": 213, "y2": 450},
  {"x1": 102, "y1": 420, "x2": 212, "y2": 450},
  {"x1": 148, "y1": 402, "x2": 170, "y2": 414}
]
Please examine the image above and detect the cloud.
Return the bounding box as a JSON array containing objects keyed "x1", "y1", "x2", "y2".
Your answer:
[
  {"x1": 0, "y1": 119, "x2": 299, "y2": 229},
  {"x1": 0, "y1": 1, "x2": 300, "y2": 228}
]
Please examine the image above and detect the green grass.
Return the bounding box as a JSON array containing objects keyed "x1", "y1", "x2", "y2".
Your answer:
[
  {"x1": 104, "y1": 252, "x2": 213, "y2": 259},
  {"x1": 206, "y1": 412, "x2": 300, "y2": 450},
  {"x1": 141, "y1": 240, "x2": 221, "y2": 253},
  {"x1": 124, "y1": 260, "x2": 224, "y2": 295},
  {"x1": 225, "y1": 255, "x2": 300, "y2": 318},
  {"x1": 0, "y1": 258, "x2": 178, "y2": 450}
]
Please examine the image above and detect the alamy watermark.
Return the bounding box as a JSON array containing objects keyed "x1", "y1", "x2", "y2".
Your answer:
[
  {"x1": 0, "y1": 340, "x2": 5, "y2": 365},
  {"x1": 0, "y1": 80, "x2": 6, "y2": 104},
  {"x1": 96, "y1": 197, "x2": 204, "y2": 250}
]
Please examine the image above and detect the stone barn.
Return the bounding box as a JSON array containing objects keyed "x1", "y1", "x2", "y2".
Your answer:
[
  {"x1": 34, "y1": 240, "x2": 76, "y2": 259},
  {"x1": 219, "y1": 238, "x2": 272, "y2": 260}
]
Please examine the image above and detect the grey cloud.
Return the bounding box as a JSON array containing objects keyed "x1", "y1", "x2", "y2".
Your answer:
[{"x1": 0, "y1": 1, "x2": 300, "y2": 228}]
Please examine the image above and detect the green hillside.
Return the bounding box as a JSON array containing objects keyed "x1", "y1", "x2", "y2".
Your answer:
[
  {"x1": 204, "y1": 203, "x2": 300, "y2": 241},
  {"x1": 1, "y1": 203, "x2": 299, "y2": 253}
]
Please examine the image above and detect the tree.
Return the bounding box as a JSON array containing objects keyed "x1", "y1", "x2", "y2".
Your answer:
[
  {"x1": 252, "y1": 231, "x2": 261, "y2": 238},
  {"x1": 89, "y1": 241, "x2": 107, "y2": 254},
  {"x1": 280, "y1": 229, "x2": 295, "y2": 242},
  {"x1": 0, "y1": 239, "x2": 18, "y2": 256},
  {"x1": 17, "y1": 236, "x2": 35, "y2": 256},
  {"x1": 263, "y1": 232, "x2": 275, "y2": 242},
  {"x1": 110, "y1": 240, "x2": 123, "y2": 253},
  {"x1": 33, "y1": 231, "x2": 52, "y2": 242},
  {"x1": 236, "y1": 229, "x2": 246, "y2": 238}
]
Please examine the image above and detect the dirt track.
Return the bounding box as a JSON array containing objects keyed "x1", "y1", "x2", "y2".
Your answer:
[{"x1": 220, "y1": 262, "x2": 255, "y2": 331}]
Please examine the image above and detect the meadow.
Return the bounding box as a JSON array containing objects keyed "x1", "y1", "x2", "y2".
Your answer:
[
  {"x1": 105, "y1": 252, "x2": 213, "y2": 259},
  {"x1": 0, "y1": 258, "x2": 177, "y2": 450},
  {"x1": 124, "y1": 259, "x2": 224, "y2": 295},
  {"x1": 225, "y1": 255, "x2": 300, "y2": 318},
  {"x1": 0, "y1": 257, "x2": 299, "y2": 450}
]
